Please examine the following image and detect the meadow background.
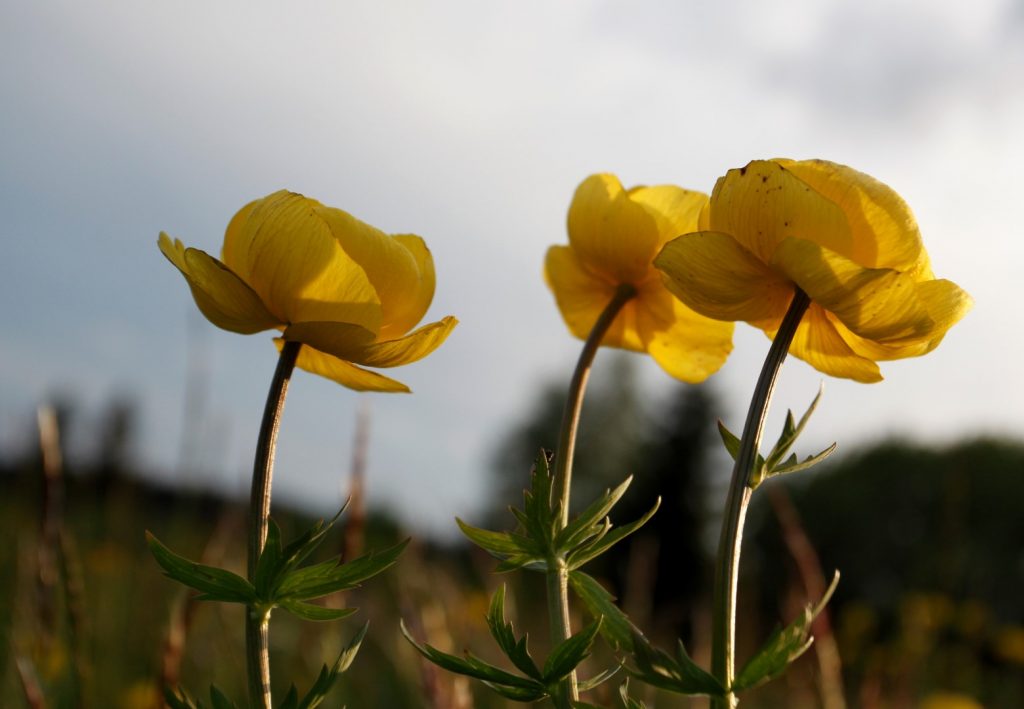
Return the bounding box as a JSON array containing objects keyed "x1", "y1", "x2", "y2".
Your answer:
[{"x1": 2, "y1": 1, "x2": 1023, "y2": 706}]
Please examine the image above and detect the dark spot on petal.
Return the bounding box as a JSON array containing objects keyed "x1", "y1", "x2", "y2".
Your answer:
[{"x1": 739, "y1": 166, "x2": 748, "y2": 176}]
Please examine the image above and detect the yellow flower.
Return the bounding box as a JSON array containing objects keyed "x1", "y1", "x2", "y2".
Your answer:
[
  {"x1": 655, "y1": 159, "x2": 972, "y2": 382},
  {"x1": 544, "y1": 174, "x2": 734, "y2": 383},
  {"x1": 159, "y1": 190, "x2": 456, "y2": 392}
]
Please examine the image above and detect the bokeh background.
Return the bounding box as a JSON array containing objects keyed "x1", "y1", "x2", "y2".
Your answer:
[{"x1": 2, "y1": 1, "x2": 1023, "y2": 707}]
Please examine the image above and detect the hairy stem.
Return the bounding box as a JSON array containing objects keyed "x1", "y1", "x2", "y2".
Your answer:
[
  {"x1": 548, "y1": 283, "x2": 635, "y2": 705},
  {"x1": 710, "y1": 289, "x2": 809, "y2": 708},
  {"x1": 246, "y1": 340, "x2": 301, "y2": 708}
]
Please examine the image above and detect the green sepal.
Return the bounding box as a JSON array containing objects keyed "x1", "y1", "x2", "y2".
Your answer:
[
  {"x1": 566, "y1": 498, "x2": 660, "y2": 570},
  {"x1": 542, "y1": 618, "x2": 602, "y2": 683},
  {"x1": 568, "y1": 570, "x2": 638, "y2": 652},
  {"x1": 734, "y1": 571, "x2": 840, "y2": 693},
  {"x1": 277, "y1": 539, "x2": 408, "y2": 601},
  {"x1": 485, "y1": 585, "x2": 543, "y2": 681},
  {"x1": 147, "y1": 532, "x2": 255, "y2": 604},
  {"x1": 627, "y1": 630, "x2": 724, "y2": 697},
  {"x1": 278, "y1": 599, "x2": 358, "y2": 622}
]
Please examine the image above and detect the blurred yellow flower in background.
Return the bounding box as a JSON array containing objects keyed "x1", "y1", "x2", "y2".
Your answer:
[
  {"x1": 655, "y1": 159, "x2": 971, "y2": 382},
  {"x1": 545, "y1": 174, "x2": 734, "y2": 383},
  {"x1": 159, "y1": 190, "x2": 456, "y2": 392}
]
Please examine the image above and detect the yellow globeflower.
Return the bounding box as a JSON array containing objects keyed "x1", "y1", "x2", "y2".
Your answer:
[
  {"x1": 159, "y1": 190, "x2": 456, "y2": 392},
  {"x1": 655, "y1": 159, "x2": 972, "y2": 382},
  {"x1": 545, "y1": 174, "x2": 734, "y2": 382}
]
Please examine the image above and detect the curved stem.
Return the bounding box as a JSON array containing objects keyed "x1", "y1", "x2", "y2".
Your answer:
[
  {"x1": 710, "y1": 289, "x2": 809, "y2": 708},
  {"x1": 246, "y1": 340, "x2": 301, "y2": 709},
  {"x1": 548, "y1": 283, "x2": 636, "y2": 705}
]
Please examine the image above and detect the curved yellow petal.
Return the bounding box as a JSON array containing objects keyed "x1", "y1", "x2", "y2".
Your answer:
[
  {"x1": 835, "y1": 279, "x2": 973, "y2": 360},
  {"x1": 708, "y1": 160, "x2": 853, "y2": 263},
  {"x1": 544, "y1": 245, "x2": 644, "y2": 351},
  {"x1": 314, "y1": 204, "x2": 432, "y2": 339},
  {"x1": 158, "y1": 233, "x2": 280, "y2": 334},
  {"x1": 567, "y1": 174, "x2": 661, "y2": 284},
  {"x1": 281, "y1": 320, "x2": 378, "y2": 359},
  {"x1": 276, "y1": 339, "x2": 410, "y2": 392},
  {"x1": 226, "y1": 191, "x2": 382, "y2": 331},
  {"x1": 775, "y1": 159, "x2": 924, "y2": 271},
  {"x1": 783, "y1": 304, "x2": 882, "y2": 383},
  {"x1": 655, "y1": 231, "x2": 793, "y2": 324},
  {"x1": 773, "y1": 237, "x2": 933, "y2": 343},
  {"x1": 634, "y1": 283, "x2": 734, "y2": 383},
  {"x1": 345, "y1": 316, "x2": 458, "y2": 368},
  {"x1": 221, "y1": 197, "x2": 260, "y2": 283},
  {"x1": 629, "y1": 185, "x2": 708, "y2": 253}
]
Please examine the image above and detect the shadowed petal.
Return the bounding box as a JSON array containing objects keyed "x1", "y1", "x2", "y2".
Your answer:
[
  {"x1": 635, "y1": 283, "x2": 734, "y2": 383},
  {"x1": 281, "y1": 321, "x2": 378, "y2": 359},
  {"x1": 345, "y1": 316, "x2": 458, "y2": 368},
  {"x1": 629, "y1": 185, "x2": 708, "y2": 253},
  {"x1": 544, "y1": 245, "x2": 644, "y2": 351},
  {"x1": 655, "y1": 231, "x2": 792, "y2": 324},
  {"x1": 567, "y1": 174, "x2": 661, "y2": 284},
  {"x1": 775, "y1": 159, "x2": 924, "y2": 271},
  {"x1": 783, "y1": 304, "x2": 882, "y2": 383},
  {"x1": 158, "y1": 233, "x2": 280, "y2": 334},
  {"x1": 276, "y1": 339, "x2": 410, "y2": 392}
]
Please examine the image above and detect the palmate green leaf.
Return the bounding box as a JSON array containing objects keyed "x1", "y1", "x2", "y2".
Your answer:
[
  {"x1": 254, "y1": 520, "x2": 284, "y2": 599},
  {"x1": 568, "y1": 570, "x2": 637, "y2": 652},
  {"x1": 277, "y1": 539, "x2": 408, "y2": 600},
  {"x1": 734, "y1": 571, "x2": 840, "y2": 693},
  {"x1": 764, "y1": 385, "x2": 824, "y2": 472},
  {"x1": 456, "y1": 519, "x2": 544, "y2": 562},
  {"x1": 401, "y1": 619, "x2": 547, "y2": 698},
  {"x1": 542, "y1": 619, "x2": 602, "y2": 683},
  {"x1": 146, "y1": 532, "x2": 255, "y2": 604},
  {"x1": 627, "y1": 630, "x2": 723, "y2": 697},
  {"x1": 566, "y1": 498, "x2": 660, "y2": 570},
  {"x1": 555, "y1": 476, "x2": 633, "y2": 551},
  {"x1": 769, "y1": 443, "x2": 837, "y2": 477},
  {"x1": 521, "y1": 450, "x2": 558, "y2": 550},
  {"x1": 486, "y1": 585, "x2": 543, "y2": 681}
]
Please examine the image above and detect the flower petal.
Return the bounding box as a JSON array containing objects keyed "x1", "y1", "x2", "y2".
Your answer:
[
  {"x1": 655, "y1": 231, "x2": 793, "y2": 324},
  {"x1": 314, "y1": 203, "x2": 434, "y2": 339},
  {"x1": 544, "y1": 245, "x2": 644, "y2": 351},
  {"x1": 281, "y1": 321, "x2": 378, "y2": 359},
  {"x1": 158, "y1": 233, "x2": 280, "y2": 334},
  {"x1": 836, "y1": 279, "x2": 973, "y2": 360},
  {"x1": 345, "y1": 316, "x2": 458, "y2": 368},
  {"x1": 629, "y1": 185, "x2": 708, "y2": 252},
  {"x1": 774, "y1": 159, "x2": 924, "y2": 272},
  {"x1": 223, "y1": 191, "x2": 382, "y2": 331},
  {"x1": 276, "y1": 339, "x2": 410, "y2": 392},
  {"x1": 567, "y1": 174, "x2": 662, "y2": 284},
  {"x1": 773, "y1": 237, "x2": 933, "y2": 343},
  {"x1": 708, "y1": 160, "x2": 853, "y2": 264},
  {"x1": 634, "y1": 283, "x2": 734, "y2": 383},
  {"x1": 783, "y1": 304, "x2": 882, "y2": 383}
]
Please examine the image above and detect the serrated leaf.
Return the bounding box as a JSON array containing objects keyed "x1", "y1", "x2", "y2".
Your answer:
[
  {"x1": 254, "y1": 520, "x2": 284, "y2": 599},
  {"x1": 718, "y1": 422, "x2": 766, "y2": 483},
  {"x1": 279, "y1": 505, "x2": 347, "y2": 574},
  {"x1": 295, "y1": 622, "x2": 368, "y2": 708},
  {"x1": 568, "y1": 570, "x2": 637, "y2": 652},
  {"x1": 577, "y1": 665, "x2": 619, "y2": 692},
  {"x1": 627, "y1": 630, "x2": 723, "y2": 697},
  {"x1": 486, "y1": 586, "x2": 542, "y2": 681},
  {"x1": 768, "y1": 443, "x2": 837, "y2": 477},
  {"x1": 567, "y1": 499, "x2": 660, "y2": 570},
  {"x1": 733, "y1": 571, "x2": 840, "y2": 693},
  {"x1": 555, "y1": 477, "x2": 632, "y2": 551},
  {"x1": 401, "y1": 620, "x2": 545, "y2": 692},
  {"x1": 763, "y1": 385, "x2": 825, "y2": 475},
  {"x1": 456, "y1": 519, "x2": 541, "y2": 560},
  {"x1": 278, "y1": 539, "x2": 408, "y2": 600},
  {"x1": 147, "y1": 533, "x2": 255, "y2": 604},
  {"x1": 618, "y1": 680, "x2": 648, "y2": 709},
  {"x1": 521, "y1": 451, "x2": 557, "y2": 549},
  {"x1": 279, "y1": 599, "x2": 357, "y2": 622},
  {"x1": 480, "y1": 681, "x2": 548, "y2": 702},
  {"x1": 542, "y1": 619, "x2": 601, "y2": 683},
  {"x1": 208, "y1": 685, "x2": 238, "y2": 709}
]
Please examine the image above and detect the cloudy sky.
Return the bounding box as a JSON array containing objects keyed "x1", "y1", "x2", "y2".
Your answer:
[{"x1": 2, "y1": 1, "x2": 1021, "y2": 536}]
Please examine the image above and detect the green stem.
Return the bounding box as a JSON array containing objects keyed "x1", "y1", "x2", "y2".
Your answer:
[
  {"x1": 710, "y1": 289, "x2": 809, "y2": 708},
  {"x1": 246, "y1": 340, "x2": 301, "y2": 708},
  {"x1": 548, "y1": 283, "x2": 636, "y2": 705}
]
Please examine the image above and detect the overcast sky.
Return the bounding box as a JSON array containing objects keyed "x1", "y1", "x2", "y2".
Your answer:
[{"x1": 2, "y1": 1, "x2": 1022, "y2": 537}]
